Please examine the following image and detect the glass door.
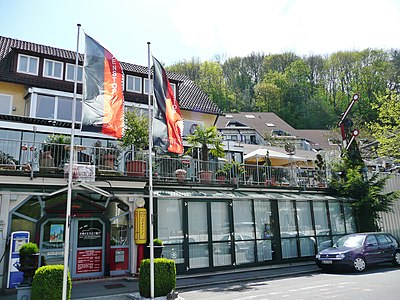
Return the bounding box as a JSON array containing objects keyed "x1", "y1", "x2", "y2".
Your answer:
[
  {"x1": 71, "y1": 218, "x2": 105, "y2": 278},
  {"x1": 187, "y1": 202, "x2": 209, "y2": 270},
  {"x1": 211, "y1": 201, "x2": 234, "y2": 267}
]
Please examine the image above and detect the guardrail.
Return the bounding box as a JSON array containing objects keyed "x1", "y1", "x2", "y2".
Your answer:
[{"x1": 0, "y1": 138, "x2": 326, "y2": 188}]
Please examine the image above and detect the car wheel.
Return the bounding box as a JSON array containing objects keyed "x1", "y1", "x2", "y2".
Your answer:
[
  {"x1": 393, "y1": 251, "x2": 400, "y2": 266},
  {"x1": 353, "y1": 256, "x2": 366, "y2": 272}
]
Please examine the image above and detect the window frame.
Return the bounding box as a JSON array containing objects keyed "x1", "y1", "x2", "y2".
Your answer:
[
  {"x1": 65, "y1": 63, "x2": 83, "y2": 83},
  {"x1": 17, "y1": 54, "x2": 39, "y2": 75},
  {"x1": 43, "y1": 59, "x2": 64, "y2": 80},
  {"x1": 126, "y1": 75, "x2": 142, "y2": 93}
]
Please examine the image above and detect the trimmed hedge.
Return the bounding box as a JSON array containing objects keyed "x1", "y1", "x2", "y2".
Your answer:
[
  {"x1": 139, "y1": 258, "x2": 176, "y2": 298},
  {"x1": 19, "y1": 242, "x2": 39, "y2": 255},
  {"x1": 31, "y1": 265, "x2": 71, "y2": 300}
]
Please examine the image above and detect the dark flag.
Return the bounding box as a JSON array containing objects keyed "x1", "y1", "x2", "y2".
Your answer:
[
  {"x1": 82, "y1": 34, "x2": 124, "y2": 138},
  {"x1": 152, "y1": 56, "x2": 184, "y2": 154}
]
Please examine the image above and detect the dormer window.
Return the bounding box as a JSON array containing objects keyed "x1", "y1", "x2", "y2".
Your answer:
[
  {"x1": 66, "y1": 63, "x2": 83, "y2": 82},
  {"x1": 17, "y1": 54, "x2": 39, "y2": 75},
  {"x1": 43, "y1": 59, "x2": 63, "y2": 80},
  {"x1": 126, "y1": 75, "x2": 142, "y2": 93}
]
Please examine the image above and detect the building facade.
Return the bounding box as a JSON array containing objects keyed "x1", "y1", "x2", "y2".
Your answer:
[{"x1": 0, "y1": 35, "x2": 356, "y2": 290}]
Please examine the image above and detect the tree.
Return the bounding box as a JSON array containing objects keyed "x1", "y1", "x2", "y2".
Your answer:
[
  {"x1": 369, "y1": 90, "x2": 400, "y2": 160},
  {"x1": 186, "y1": 125, "x2": 224, "y2": 170},
  {"x1": 119, "y1": 110, "x2": 149, "y2": 152},
  {"x1": 330, "y1": 162, "x2": 398, "y2": 231}
]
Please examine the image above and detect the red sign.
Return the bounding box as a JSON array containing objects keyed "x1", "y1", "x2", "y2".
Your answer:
[{"x1": 76, "y1": 249, "x2": 102, "y2": 273}]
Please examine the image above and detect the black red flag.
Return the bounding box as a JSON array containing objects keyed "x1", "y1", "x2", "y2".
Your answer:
[
  {"x1": 152, "y1": 57, "x2": 184, "y2": 154},
  {"x1": 82, "y1": 34, "x2": 124, "y2": 138}
]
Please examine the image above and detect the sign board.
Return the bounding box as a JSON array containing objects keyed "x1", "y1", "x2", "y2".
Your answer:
[
  {"x1": 7, "y1": 231, "x2": 30, "y2": 288},
  {"x1": 64, "y1": 164, "x2": 95, "y2": 182},
  {"x1": 76, "y1": 249, "x2": 102, "y2": 273}
]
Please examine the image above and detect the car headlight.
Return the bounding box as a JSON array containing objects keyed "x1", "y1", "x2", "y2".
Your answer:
[{"x1": 335, "y1": 253, "x2": 345, "y2": 259}]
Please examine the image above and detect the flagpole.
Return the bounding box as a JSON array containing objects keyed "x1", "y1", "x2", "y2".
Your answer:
[
  {"x1": 62, "y1": 23, "x2": 80, "y2": 300},
  {"x1": 147, "y1": 42, "x2": 155, "y2": 299}
]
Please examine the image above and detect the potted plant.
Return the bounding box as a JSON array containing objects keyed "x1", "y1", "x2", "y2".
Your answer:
[
  {"x1": 119, "y1": 110, "x2": 149, "y2": 177},
  {"x1": 93, "y1": 140, "x2": 121, "y2": 170},
  {"x1": 153, "y1": 238, "x2": 164, "y2": 258},
  {"x1": 186, "y1": 125, "x2": 225, "y2": 183},
  {"x1": 174, "y1": 169, "x2": 187, "y2": 182},
  {"x1": 215, "y1": 167, "x2": 227, "y2": 184},
  {"x1": 18, "y1": 242, "x2": 40, "y2": 285},
  {"x1": 227, "y1": 161, "x2": 246, "y2": 185},
  {"x1": 43, "y1": 134, "x2": 71, "y2": 168}
]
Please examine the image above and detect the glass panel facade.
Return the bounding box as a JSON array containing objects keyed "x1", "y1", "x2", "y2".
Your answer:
[
  {"x1": 344, "y1": 202, "x2": 357, "y2": 233},
  {"x1": 297, "y1": 201, "x2": 314, "y2": 236},
  {"x1": 158, "y1": 199, "x2": 183, "y2": 243},
  {"x1": 329, "y1": 202, "x2": 345, "y2": 234},
  {"x1": 211, "y1": 202, "x2": 231, "y2": 266},
  {"x1": 279, "y1": 200, "x2": 298, "y2": 259},
  {"x1": 254, "y1": 199, "x2": 272, "y2": 239},
  {"x1": 314, "y1": 202, "x2": 330, "y2": 236}
]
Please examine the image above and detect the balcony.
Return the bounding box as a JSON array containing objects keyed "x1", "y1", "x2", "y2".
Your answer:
[{"x1": 0, "y1": 138, "x2": 327, "y2": 189}]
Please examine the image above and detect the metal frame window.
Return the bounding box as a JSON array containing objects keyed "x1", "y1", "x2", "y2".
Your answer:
[
  {"x1": 43, "y1": 59, "x2": 63, "y2": 80},
  {"x1": 66, "y1": 63, "x2": 83, "y2": 82},
  {"x1": 126, "y1": 75, "x2": 142, "y2": 93},
  {"x1": 17, "y1": 54, "x2": 39, "y2": 75}
]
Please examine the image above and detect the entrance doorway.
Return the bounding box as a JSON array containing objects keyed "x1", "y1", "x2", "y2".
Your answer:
[{"x1": 71, "y1": 218, "x2": 105, "y2": 278}]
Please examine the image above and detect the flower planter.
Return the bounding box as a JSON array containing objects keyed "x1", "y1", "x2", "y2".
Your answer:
[
  {"x1": 126, "y1": 160, "x2": 147, "y2": 177},
  {"x1": 198, "y1": 170, "x2": 213, "y2": 183},
  {"x1": 18, "y1": 253, "x2": 40, "y2": 285},
  {"x1": 216, "y1": 175, "x2": 226, "y2": 184},
  {"x1": 175, "y1": 169, "x2": 187, "y2": 182}
]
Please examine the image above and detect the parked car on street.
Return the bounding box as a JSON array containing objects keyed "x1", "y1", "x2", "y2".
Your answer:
[{"x1": 315, "y1": 232, "x2": 400, "y2": 272}]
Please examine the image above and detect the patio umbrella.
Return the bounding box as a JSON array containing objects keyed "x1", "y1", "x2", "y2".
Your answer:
[{"x1": 244, "y1": 148, "x2": 308, "y2": 166}]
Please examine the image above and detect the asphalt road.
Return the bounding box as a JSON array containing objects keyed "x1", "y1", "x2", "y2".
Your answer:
[{"x1": 179, "y1": 265, "x2": 400, "y2": 300}]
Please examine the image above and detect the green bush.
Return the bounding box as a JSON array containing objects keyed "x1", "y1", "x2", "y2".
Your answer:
[
  {"x1": 153, "y1": 238, "x2": 163, "y2": 246},
  {"x1": 139, "y1": 258, "x2": 176, "y2": 298},
  {"x1": 19, "y1": 242, "x2": 39, "y2": 255},
  {"x1": 31, "y1": 265, "x2": 71, "y2": 300}
]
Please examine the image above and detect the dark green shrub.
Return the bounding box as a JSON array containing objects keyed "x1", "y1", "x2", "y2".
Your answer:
[
  {"x1": 139, "y1": 258, "x2": 176, "y2": 298},
  {"x1": 153, "y1": 238, "x2": 163, "y2": 246},
  {"x1": 31, "y1": 265, "x2": 71, "y2": 300},
  {"x1": 19, "y1": 242, "x2": 39, "y2": 255}
]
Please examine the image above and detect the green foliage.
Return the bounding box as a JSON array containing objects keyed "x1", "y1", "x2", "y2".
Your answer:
[
  {"x1": 186, "y1": 125, "x2": 225, "y2": 162},
  {"x1": 119, "y1": 110, "x2": 149, "y2": 150},
  {"x1": 139, "y1": 258, "x2": 176, "y2": 298},
  {"x1": 153, "y1": 238, "x2": 163, "y2": 246},
  {"x1": 31, "y1": 265, "x2": 71, "y2": 300},
  {"x1": 330, "y1": 161, "x2": 399, "y2": 231},
  {"x1": 168, "y1": 49, "x2": 398, "y2": 130},
  {"x1": 43, "y1": 134, "x2": 71, "y2": 167},
  {"x1": 19, "y1": 242, "x2": 39, "y2": 255},
  {"x1": 369, "y1": 90, "x2": 400, "y2": 161}
]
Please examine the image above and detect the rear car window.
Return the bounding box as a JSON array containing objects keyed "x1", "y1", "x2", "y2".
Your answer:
[{"x1": 376, "y1": 234, "x2": 391, "y2": 244}]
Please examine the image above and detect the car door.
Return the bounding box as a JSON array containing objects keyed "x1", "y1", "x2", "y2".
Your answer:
[
  {"x1": 375, "y1": 234, "x2": 393, "y2": 262},
  {"x1": 363, "y1": 234, "x2": 380, "y2": 264}
]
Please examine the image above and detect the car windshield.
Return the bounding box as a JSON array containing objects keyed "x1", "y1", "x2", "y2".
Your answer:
[{"x1": 334, "y1": 235, "x2": 365, "y2": 248}]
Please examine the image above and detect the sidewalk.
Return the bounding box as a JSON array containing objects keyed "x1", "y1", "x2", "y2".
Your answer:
[{"x1": 0, "y1": 262, "x2": 319, "y2": 300}]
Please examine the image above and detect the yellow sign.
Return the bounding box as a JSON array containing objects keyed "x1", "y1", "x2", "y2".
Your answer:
[{"x1": 134, "y1": 208, "x2": 147, "y2": 244}]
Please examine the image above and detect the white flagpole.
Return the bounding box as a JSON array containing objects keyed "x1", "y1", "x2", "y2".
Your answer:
[
  {"x1": 62, "y1": 23, "x2": 80, "y2": 300},
  {"x1": 147, "y1": 42, "x2": 155, "y2": 299}
]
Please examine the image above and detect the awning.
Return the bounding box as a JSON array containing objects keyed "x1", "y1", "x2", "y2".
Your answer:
[{"x1": 244, "y1": 148, "x2": 309, "y2": 166}]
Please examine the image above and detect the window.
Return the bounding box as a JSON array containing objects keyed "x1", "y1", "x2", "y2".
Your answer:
[
  {"x1": 366, "y1": 235, "x2": 378, "y2": 246},
  {"x1": 29, "y1": 89, "x2": 82, "y2": 122},
  {"x1": 170, "y1": 82, "x2": 177, "y2": 99},
  {"x1": 65, "y1": 63, "x2": 83, "y2": 82},
  {"x1": 245, "y1": 114, "x2": 255, "y2": 119},
  {"x1": 17, "y1": 54, "x2": 39, "y2": 75},
  {"x1": 126, "y1": 75, "x2": 142, "y2": 93},
  {"x1": 266, "y1": 123, "x2": 275, "y2": 127},
  {"x1": 0, "y1": 94, "x2": 13, "y2": 114},
  {"x1": 43, "y1": 59, "x2": 63, "y2": 79},
  {"x1": 144, "y1": 78, "x2": 153, "y2": 94}
]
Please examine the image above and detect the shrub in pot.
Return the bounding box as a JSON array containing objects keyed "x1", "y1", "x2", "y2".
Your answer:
[
  {"x1": 18, "y1": 242, "x2": 40, "y2": 285},
  {"x1": 31, "y1": 265, "x2": 71, "y2": 300},
  {"x1": 153, "y1": 238, "x2": 164, "y2": 258},
  {"x1": 139, "y1": 258, "x2": 176, "y2": 298}
]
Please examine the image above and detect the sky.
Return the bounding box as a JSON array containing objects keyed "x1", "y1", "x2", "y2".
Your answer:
[{"x1": 1, "y1": 0, "x2": 400, "y2": 67}]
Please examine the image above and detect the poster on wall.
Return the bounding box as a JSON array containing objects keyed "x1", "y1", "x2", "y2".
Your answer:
[
  {"x1": 7, "y1": 231, "x2": 29, "y2": 288},
  {"x1": 50, "y1": 224, "x2": 64, "y2": 243}
]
